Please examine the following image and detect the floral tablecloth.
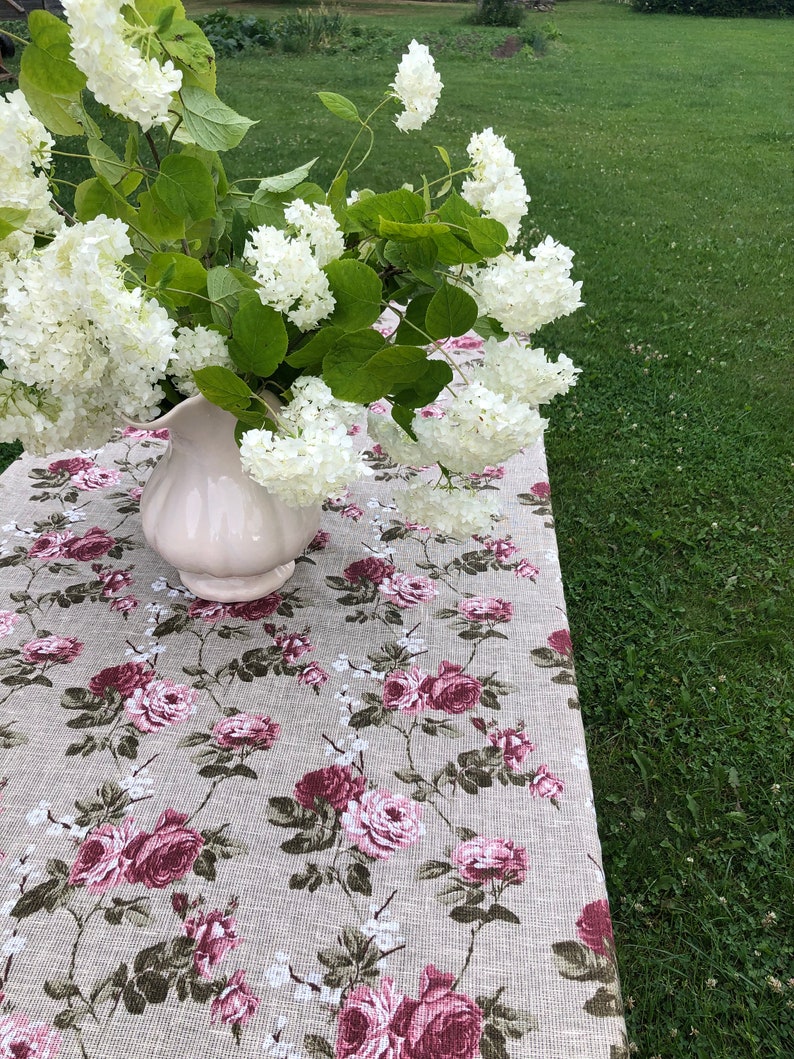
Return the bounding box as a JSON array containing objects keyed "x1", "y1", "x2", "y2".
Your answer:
[{"x1": 0, "y1": 379, "x2": 626, "y2": 1058}]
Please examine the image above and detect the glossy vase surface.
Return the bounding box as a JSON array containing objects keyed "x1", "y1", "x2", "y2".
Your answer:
[{"x1": 136, "y1": 395, "x2": 321, "y2": 602}]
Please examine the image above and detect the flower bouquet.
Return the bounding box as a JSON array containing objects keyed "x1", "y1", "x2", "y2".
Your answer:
[{"x1": 0, "y1": 0, "x2": 583, "y2": 538}]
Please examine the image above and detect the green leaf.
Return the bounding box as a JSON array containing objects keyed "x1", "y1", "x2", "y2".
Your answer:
[
  {"x1": 393, "y1": 292, "x2": 433, "y2": 344},
  {"x1": 465, "y1": 215, "x2": 508, "y2": 259},
  {"x1": 17, "y1": 71, "x2": 83, "y2": 137},
  {"x1": 326, "y1": 171, "x2": 348, "y2": 218},
  {"x1": 137, "y1": 189, "x2": 184, "y2": 244},
  {"x1": 316, "y1": 91, "x2": 360, "y2": 123},
  {"x1": 304, "y1": 1034, "x2": 335, "y2": 1059},
  {"x1": 122, "y1": 981, "x2": 147, "y2": 1016},
  {"x1": 551, "y1": 941, "x2": 616, "y2": 984},
  {"x1": 324, "y1": 259, "x2": 383, "y2": 331},
  {"x1": 192, "y1": 366, "x2": 255, "y2": 413},
  {"x1": 147, "y1": 253, "x2": 208, "y2": 307},
  {"x1": 285, "y1": 326, "x2": 346, "y2": 369},
  {"x1": 435, "y1": 144, "x2": 451, "y2": 169},
  {"x1": 74, "y1": 178, "x2": 138, "y2": 228},
  {"x1": 152, "y1": 155, "x2": 216, "y2": 223},
  {"x1": 161, "y1": 18, "x2": 216, "y2": 92},
  {"x1": 324, "y1": 343, "x2": 429, "y2": 404},
  {"x1": 259, "y1": 158, "x2": 319, "y2": 194},
  {"x1": 230, "y1": 293, "x2": 288, "y2": 376},
  {"x1": 24, "y1": 11, "x2": 86, "y2": 94},
  {"x1": 346, "y1": 189, "x2": 426, "y2": 234},
  {"x1": 0, "y1": 208, "x2": 30, "y2": 242},
  {"x1": 425, "y1": 282, "x2": 479, "y2": 340},
  {"x1": 449, "y1": 904, "x2": 485, "y2": 923},
  {"x1": 380, "y1": 218, "x2": 450, "y2": 242},
  {"x1": 206, "y1": 265, "x2": 252, "y2": 327},
  {"x1": 87, "y1": 138, "x2": 141, "y2": 193},
  {"x1": 486, "y1": 903, "x2": 520, "y2": 925},
  {"x1": 417, "y1": 860, "x2": 451, "y2": 880},
  {"x1": 436, "y1": 189, "x2": 479, "y2": 228},
  {"x1": 346, "y1": 861, "x2": 372, "y2": 896},
  {"x1": 391, "y1": 359, "x2": 453, "y2": 408},
  {"x1": 137, "y1": 971, "x2": 169, "y2": 1005},
  {"x1": 180, "y1": 86, "x2": 256, "y2": 153}
]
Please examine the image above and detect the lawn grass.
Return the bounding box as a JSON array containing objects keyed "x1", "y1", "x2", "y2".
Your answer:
[{"x1": 2, "y1": 2, "x2": 793, "y2": 1053}]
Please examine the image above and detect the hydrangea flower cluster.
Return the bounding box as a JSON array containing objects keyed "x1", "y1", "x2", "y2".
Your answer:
[
  {"x1": 398, "y1": 480, "x2": 502, "y2": 539},
  {"x1": 461, "y1": 127, "x2": 530, "y2": 247},
  {"x1": 0, "y1": 91, "x2": 61, "y2": 236},
  {"x1": 464, "y1": 236, "x2": 584, "y2": 335},
  {"x1": 473, "y1": 336, "x2": 581, "y2": 406},
  {"x1": 283, "y1": 199, "x2": 346, "y2": 269},
  {"x1": 390, "y1": 39, "x2": 443, "y2": 132},
  {"x1": 243, "y1": 224, "x2": 336, "y2": 331},
  {"x1": 239, "y1": 378, "x2": 371, "y2": 507},
  {"x1": 0, "y1": 217, "x2": 176, "y2": 453},
  {"x1": 62, "y1": 0, "x2": 182, "y2": 131},
  {"x1": 169, "y1": 326, "x2": 235, "y2": 398}
]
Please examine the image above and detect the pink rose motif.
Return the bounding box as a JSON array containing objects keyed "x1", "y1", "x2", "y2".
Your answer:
[
  {"x1": 369, "y1": 401, "x2": 389, "y2": 415},
  {"x1": 336, "y1": 977, "x2": 404, "y2": 1059},
  {"x1": 382, "y1": 666, "x2": 430, "y2": 714},
  {"x1": 514, "y1": 559, "x2": 540, "y2": 580},
  {"x1": 378, "y1": 574, "x2": 438, "y2": 609},
  {"x1": 184, "y1": 908, "x2": 241, "y2": 979},
  {"x1": 297, "y1": 662, "x2": 329, "y2": 687},
  {"x1": 188, "y1": 598, "x2": 232, "y2": 623},
  {"x1": 228, "y1": 594, "x2": 282, "y2": 620},
  {"x1": 109, "y1": 594, "x2": 139, "y2": 614},
  {"x1": 89, "y1": 661, "x2": 154, "y2": 699},
  {"x1": 308, "y1": 530, "x2": 330, "y2": 551},
  {"x1": 96, "y1": 568, "x2": 134, "y2": 596},
  {"x1": 576, "y1": 899, "x2": 615, "y2": 959},
  {"x1": 425, "y1": 662, "x2": 482, "y2": 715},
  {"x1": 27, "y1": 530, "x2": 76, "y2": 560},
  {"x1": 128, "y1": 486, "x2": 144, "y2": 502},
  {"x1": 348, "y1": 423, "x2": 363, "y2": 436},
  {"x1": 469, "y1": 465, "x2": 505, "y2": 482},
  {"x1": 21, "y1": 636, "x2": 83, "y2": 665},
  {"x1": 63, "y1": 526, "x2": 116, "y2": 561},
  {"x1": 47, "y1": 456, "x2": 94, "y2": 474},
  {"x1": 68, "y1": 817, "x2": 141, "y2": 894},
  {"x1": 212, "y1": 713, "x2": 280, "y2": 750},
  {"x1": 530, "y1": 480, "x2": 551, "y2": 500},
  {"x1": 548, "y1": 629, "x2": 573, "y2": 658},
  {"x1": 71, "y1": 465, "x2": 122, "y2": 491},
  {"x1": 124, "y1": 679, "x2": 198, "y2": 732},
  {"x1": 124, "y1": 809, "x2": 204, "y2": 889},
  {"x1": 451, "y1": 836, "x2": 528, "y2": 885},
  {"x1": 0, "y1": 610, "x2": 20, "y2": 639},
  {"x1": 0, "y1": 1013, "x2": 61, "y2": 1059},
  {"x1": 210, "y1": 969, "x2": 260, "y2": 1027},
  {"x1": 275, "y1": 632, "x2": 313, "y2": 664},
  {"x1": 392, "y1": 965, "x2": 484, "y2": 1059},
  {"x1": 122, "y1": 426, "x2": 169, "y2": 440},
  {"x1": 294, "y1": 764, "x2": 366, "y2": 813},
  {"x1": 481, "y1": 537, "x2": 518, "y2": 561},
  {"x1": 457, "y1": 596, "x2": 513, "y2": 623},
  {"x1": 488, "y1": 727, "x2": 536, "y2": 771},
  {"x1": 447, "y1": 334, "x2": 484, "y2": 351},
  {"x1": 419, "y1": 404, "x2": 445, "y2": 419},
  {"x1": 342, "y1": 789, "x2": 425, "y2": 860},
  {"x1": 529, "y1": 763, "x2": 565, "y2": 799},
  {"x1": 341, "y1": 504, "x2": 364, "y2": 521},
  {"x1": 344, "y1": 557, "x2": 396, "y2": 586}
]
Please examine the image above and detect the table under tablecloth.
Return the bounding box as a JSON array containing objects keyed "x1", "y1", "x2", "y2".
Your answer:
[{"x1": 0, "y1": 390, "x2": 627, "y2": 1058}]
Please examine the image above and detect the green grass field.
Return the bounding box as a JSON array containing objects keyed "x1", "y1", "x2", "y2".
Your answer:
[{"x1": 2, "y1": 2, "x2": 793, "y2": 1053}]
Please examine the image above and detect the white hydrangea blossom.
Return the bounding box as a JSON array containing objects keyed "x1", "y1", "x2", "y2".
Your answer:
[
  {"x1": 474, "y1": 335, "x2": 581, "y2": 406},
  {"x1": 412, "y1": 382, "x2": 546, "y2": 475},
  {"x1": 0, "y1": 216, "x2": 176, "y2": 453},
  {"x1": 283, "y1": 199, "x2": 345, "y2": 269},
  {"x1": 397, "y1": 478, "x2": 501, "y2": 538},
  {"x1": 62, "y1": 0, "x2": 182, "y2": 131},
  {"x1": 367, "y1": 410, "x2": 432, "y2": 467},
  {"x1": 168, "y1": 325, "x2": 235, "y2": 397},
  {"x1": 243, "y1": 225, "x2": 336, "y2": 332},
  {"x1": 0, "y1": 91, "x2": 62, "y2": 236},
  {"x1": 390, "y1": 40, "x2": 443, "y2": 133},
  {"x1": 239, "y1": 378, "x2": 370, "y2": 507},
  {"x1": 461, "y1": 127, "x2": 529, "y2": 247},
  {"x1": 464, "y1": 236, "x2": 584, "y2": 335}
]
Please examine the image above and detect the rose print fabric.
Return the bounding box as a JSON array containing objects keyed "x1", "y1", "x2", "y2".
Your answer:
[{"x1": 0, "y1": 348, "x2": 626, "y2": 1059}]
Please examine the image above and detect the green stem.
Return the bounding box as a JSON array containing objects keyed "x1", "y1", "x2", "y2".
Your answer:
[{"x1": 332, "y1": 95, "x2": 392, "y2": 184}]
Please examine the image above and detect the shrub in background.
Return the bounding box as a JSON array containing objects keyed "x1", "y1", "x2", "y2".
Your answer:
[
  {"x1": 632, "y1": 0, "x2": 793, "y2": 15},
  {"x1": 469, "y1": 0, "x2": 526, "y2": 29}
]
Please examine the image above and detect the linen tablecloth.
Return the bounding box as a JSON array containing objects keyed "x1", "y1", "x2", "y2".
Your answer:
[{"x1": 0, "y1": 356, "x2": 627, "y2": 1058}]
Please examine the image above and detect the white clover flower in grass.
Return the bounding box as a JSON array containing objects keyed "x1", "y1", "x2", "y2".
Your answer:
[
  {"x1": 0, "y1": 91, "x2": 62, "y2": 236},
  {"x1": 283, "y1": 199, "x2": 345, "y2": 268},
  {"x1": 464, "y1": 236, "x2": 584, "y2": 335},
  {"x1": 243, "y1": 225, "x2": 336, "y2": 332},
  {"x1": 461, "y1": 127, "x2": 530, "y2": 247},
  {"x1": 62, "y1": 0, "x2": 182, "y2": 131},
  {"x1": 390, "y1": 40, "x2": 443, "y2": 133},
  {"x1": 0, "y1": 216, "x2": 177, "y2": 453},
  {"x1": 474, "y1": 335, "x2": 581, "y2": 406},
  {"x1": 411, "y1": 381, "x2": 547, "y2": 475},
  {"x1": 398, "y1": 478, "x2": 501, "y2": 539},
  {"x1": 168, "y1": 326, "x2": 235, "y2": 397}
]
